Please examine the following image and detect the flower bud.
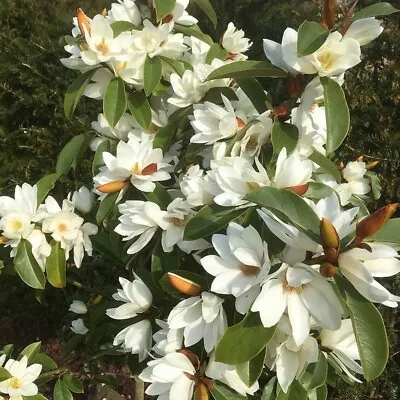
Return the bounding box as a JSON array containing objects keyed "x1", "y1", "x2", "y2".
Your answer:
[
  {"x1": 77, "y1": 8, "x2": 91, "y2": 37},
  {"x1": 72, "y1": 186, "x2": 94, "y2": 214},
  {"x1": 69, "y1": 300, "x2": 88, "y2": 315},
  {"x1": 324, "y1": 247, "x2": 339, "y2": 264},
  {"x1": 97, "y1": 180, "x2": 128, "y2": 193},
  {"x1": 356, "y1": 203, "x2": 399, "y2": 243},
  {"x1": 287, "y1": 183, "x2": 309, "y2": 196},
  {"x1": 100, "y1": 8, "x2": 108, "y2": 17},
  {"x1": 356, "y1": 155, "x2": 364, "y2": 162},
  {"x1": 322, "y1": 0, "x2": 335, "y2": 29},
  {"x1": 195, "y1": 382, "x2": 210, "y2": 400},
  {"x1": 320, "y1": 218, "x2": 340, "y2": 250},
  {"x1": 366, "y1": 160, "x2": 380, "y2": 170},
  {"x1": 0, "y1": 236, "x2": 8, "y2": 245},
  {"x1": 320, "y1": 262, "x2": 336, "y2": 278},
  {"x1": 168, "y1": 273, "x2": 202, "y2": 296},
  {"x1": 271, "y1": 102, "x2": 290, "y2": 121}
]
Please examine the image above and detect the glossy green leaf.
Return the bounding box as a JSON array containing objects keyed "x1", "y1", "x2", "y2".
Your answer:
[
  {"x1": 0, "y1": 367, "x2": 12, "y2": 383},
  {"x1": 1, "y1": 344, "x2": 14, "y2": 357},
  {"x1": 365, "y1": 171, "x2": 382, "y2": 200},
  {"x1": 23, "y1": 395, "x2": 49, "y2": 400},
  {"x1": 35, "y1": 353, "x2": 57, "y2": 371},
  {"x1": 271, "y1": 120, "x2": 299, "y2": 157},
  {"x1": 353, "y1": 2, "x2": 399, "y2": 19},
  {"x1": 154, "y1": 0, "x2": 176, "y2": 21},
  {"x1": 174, "y1": 24, "x2": 213, "y2": 45},
  {"x1": 309, "y1": 149, "x2": 341, "y2": 182},
  {"x1": 15, "y1": 240, "x2": 46, "y2": 290},
  {"x1": 335, "y1": 275, "x2": 389, "y2": 381},
  {"x1": 304, "y1": 182, "x2": 334, "y2": 200},
  {"x1": 110, "y1": 21, "x2": 135, "y2": 36},
  {"x1": 246, "y1": 187, "x2": 321, "y2": 236},
  {"x1": 203, "y1": 87, "x2": 238, "y2": 103},
  {"x1": 45, "y1": 240, "x2": 66, "y2": 288},
  {"x1": 144, "y1": 56, "x2": 162, "y2": 96},
  {"x1": 321, "y1": 76, "x2": 350, "y2": 154},
  {"x1": 215, "y1": 312, "x2": 276, "y2": 364},
  {"x1": 236, "y1": 347, "x2": 266, "y2": 387},
  {"x1": 300, "y1": 352, "x2": 328, "y2": 390},
  {"x1": 56, "y1": 133, "x2": 93, "y2": 175},
  {"x1": 152, "y1": 239, "x2": 180, "y2": 285},
  {"x1": 160, "y1": 56, "x2": 188, "y2": 77},
  {"x1": 297, "y1": 21, "x2": 329, "y2": 57},
  {"x1": 127, "y1": 91, "x2": 152, "y2": 131},
  {"x1": 19, "y1": 341, "x2": 41, "y2": 364},
  {"x1": 63, "y1": 374, "x2": 84, "y2": 393},
  {"x1": 96, "y1": 191, "x2": 120, "y2": 225},
  {"x1": 153, "y1": 124, "x2": 178, "y2": 151},
  {"x1": 308, "y1": 384, "x2": 328, "y2": 400},
  {"x1": 207, "y1": 61, "x2": 287, "y2": 81},
  {"x1": 183, "y1": 204, "x2": 247, "y2": 241},
  {"x1": 192, "y1": 0, "x2": 217, "y2": 27},
  {"x1": 36, "y1": 173, "x2": 61, "y2": 206},
  {"x1": 261, "y1": 377, "x2": 277, "y2": 400},
  {"x1": 209, "y1": 381, "x2": 247, "y2": 400},
  {"x1": 54, "y1": 379, "x2": 73, "y2": 400},
  {"x1": 92, "y1": 139, "x2": 111, "y2": 175},
  {"x1": 276, "y1": 380, "x2": 307, "y2": 400},
  {"x1": 237, "y1": 78, "x2": 269, "y2": 114},
  {"x1": 64, "y1": 69, "x2": 97, "y2": 120},
  {"x1": 104, "y1": 78, "x2": 127, "y2": 128},
  {"x1": 206, "y1": 43, "x2": 228, "y2": 64},
  {"x1": 369, "y1": 218, "x2": 400, "y2": 244}
]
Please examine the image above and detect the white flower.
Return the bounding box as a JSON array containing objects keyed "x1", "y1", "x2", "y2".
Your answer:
[
  {"x1": 114, "y1": 201, "x2": 168, "y2": 254},
  {"x1": 251, "y1": 263, "x2": 342, "y2": 346},
  {"x1": 71, "y1": 319, "x2": 89, "y2": 335},
  {"x1": 172, "y1": 0, "x2": 198, "y2": 25},
  {"x1": 139, "y1": 352, "x2": 196, "y2": 400},
  {"x1": 339, "y1": 243, "x2": 400, "y2": 307},
  {"x1": 107, "y1": 0, "x2": 142, "y2": 26},
  {"x1": 83, "y1": 68, "x2": 114, "y2": 100},
  {"x1": 190, "y1": 95, "x2": 247, "y2": 144},
  {"x1": 106, "y1": 276, "x2": 153, "y2": 320},
  {"x1": 320, "y1": 319, "x2": 363, "y2": 383},
  {"x1": 263, "y1": 37, "x2": 299, "y2": 75},
  {"x1": 222, "y1": 22, "x2": 252, "y2": 60},
  {"x1": 94, "y1": 137, "x2": 171, "y2": 193},
  {"x1": 344, "y1": 18, "x2": 383, "y2": 46},
  {"x1": 152, "y1": 320, "x2": 183, "y2": 356},
  {"x1": 167, "y1": 292, "x2": 227, "y2": 353},
  {"x1": 342, "y1": 161, "x2": 367, "y2": 182},
  {"x1": 69, "y1": 300, "x2": 88, "y2": 315},
  {"x1": 201, "y1": 222, "x2": 271, "y2": 313},
  {"x1": 0, "y1": 356, "x2": 42, "y2": 399},
  {"x1": 71, "y1": 187, "x2": 94, "y2": 214}
]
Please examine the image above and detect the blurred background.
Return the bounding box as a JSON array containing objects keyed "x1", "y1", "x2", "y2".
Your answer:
[{"x1": 0, "y1": 0, "x2": 399, "y2": 398}]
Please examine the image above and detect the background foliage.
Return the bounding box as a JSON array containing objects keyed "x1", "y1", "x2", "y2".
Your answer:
[{"x1": 0, "y1": 0, "x2": 399, "y2": 398}]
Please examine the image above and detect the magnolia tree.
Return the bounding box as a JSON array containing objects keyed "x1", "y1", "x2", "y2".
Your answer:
[{"x1": 0, "y1": 0, "x2": 399, "y2": 399}]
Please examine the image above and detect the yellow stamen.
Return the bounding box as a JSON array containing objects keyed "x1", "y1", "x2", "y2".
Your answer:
[{"x1": 9, "y1": 377, "x2": 23, "y2": 389}]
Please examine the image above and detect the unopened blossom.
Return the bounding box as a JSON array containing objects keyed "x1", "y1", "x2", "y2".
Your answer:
[
  {"x1": 201, "y1": 223, "x2": 271, "y2": 313},
  {"x1": 71, "y1": 319, "x2": 89, "y2": 335},
  {"x1": 139, "y1": 352, "x2": 197, "y2": 400},
  {"x1": 114, "y1": 201, "x2": 168, "y2": 254},
  {"x1": 71, "y1": 186, "x2": 94, "y2": 214},
  {"x1": 167, "y1": 292, "x2": 227, "y2": 353},
  {"x1": 222, "y1": 22, "x2": 252, "y2": 60},
  {"x1": 83, "y1": 68, "x2": 114, "y2": 100},
  {"x1": 106, "y1": 0, "x2": 142, "y2": 26},
  {"x1": 252, "y1": 263, "x2": 342, "y2": 346},
  {"x1": 339, "y1": 243, "x2": 400, "y2": 307},
  {"x1": 69, "y1": 300, "x2": 88, "y2": 315},
  {"x1": 320, "y1": 319, "x2": 363, "y2": 382},
  {"x1": 152, "y1": 320, "x2": 183, "y2": 356},
  {"x1": 0, "y1": 356, "x2": 42, "y2": 399},
  {"x1": 94, "y1": 136, "x2": 171, "y2": 193},
  {"x1": 344, "y1": 18, "x2": 383, "y2": 46}
]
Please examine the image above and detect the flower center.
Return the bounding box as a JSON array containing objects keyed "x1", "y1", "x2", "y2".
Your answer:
[
  {"x1": 246, "y1": 182, "x2": 261, "y2": 191},
  {"x1": 11, "y1": 220, "x2": 23, "y2": 231},
  {"x1": 282, "y1": 279, "x2": 305, "y2": 293},
  {"x1": 9, "y1": 376, "x2": 23, "y2": 389},
  {"x1": 58, "y1": 223, "x2": 68, "y2": 233},
  {"x1": 318, "y1": 52, "x2": 333, "y2": 71},
  {"x1": 96, "y1": 38, "x2": 109, "y2": 55},
  {"x1": 240, "y1": 264, "x2": 260, "y2": 276},
  {"x1": 170, "y1": 217, "x2": 187, "y2": 227}
]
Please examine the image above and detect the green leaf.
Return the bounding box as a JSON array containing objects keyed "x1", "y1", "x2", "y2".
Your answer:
[
  {"x1": 96, "y1": 192, "x2": 120, "y2": 225},
  {"x1": 304, "y1": 182, "x2": 334, "y2": 200},
  {"x1": 309, "y1": 149, "x2": 341, "y2": 182},
  {"x1": 321, "y1": 76, "x2": 350, "y2": 154},
  {"x1": 236, "y1": 347, "x2": 266, "y2": 387},
  {"x1": 15, "y1": 240, "x2": 46, "y2": 290},
  {"x1": 160, "y1": 56, "x2": 188, "y2": 77},
  {"x1": 0, "y1": 367, "x2": 12, "y2": 383},
  {"x1": 308, "y1": 384, "x2": 328, "y2": 400},
  {"x1": 153, "y1": 124, "x2": 178, "y2": 151},
  {"x1": 63, "y1": 374, "x2": 84, "y2": 393},
  {"x1": 203, "y1": 87, "x2": 238, "y2": 103},
  {"x1": 206, "y1": 43, "x2": 228, "y2": 64},
  {"x1": 23, "y1": 395, "x2": 48, "y2": 400},
  {"x1": 19, "y1": 341, "x2": 41, "y2": 364},
  {"x1": 92, "y1": 139, "x2": 111, "y2": 176},
  {"x1": 54, "y1": 379, "x2": 73, "y2": 400},
  {"x1": 245, "y1": 187, "x2": 321, "y2": 237},
  {"x1": 365, "y1": 171, "x2": 382, "y2": 200},
  {"x1": 36, "y1": 173, "x2": 61, "y2": 206},
  {"x1": 127, "y1": 91, "x2": 152, "y2": 131},
  {"x1": 64, "y1": 69, "x2": 97, "y2": 120},
  {"x1": 261, "y1": 377, "x2": 277, "y2": 400},
  {"x1": 300, "y1": 352, "x2": 328, "y2": 390},
  {"x1": 276, "y1": 380, "x2": 307, "y2": 400},
  {"x1": 353, "y1": 2, "x2": 399, "y2": 19},
  {"x1": 110, "y1": 21, "x2": 135, "y2": 36},
  {"x1": 143, "y1": 182, "x2": 172, "y2": 209},
  {"x1": 297, "y1": 21, "x2": 329, "y2": 57},
  {"x1": 154, "y1": 0, "x2": 176, "y2": 21},
  {"x1": 271, "y1": 120, "x2": 299, "y2": 158},
  {"x1": 369, "y1": 218, "x2": 400, "y2": 243},
  {"x1": 56, "y1": 133, "x2": 93, "y2": 175},
  {"x1": 1, "y1": 344, "x2": 14, "y2": 357},
  {"x1": 335, "y1": 275, "x2": 389, "y2": 381},
  {"x1": 215, "y1": 312, "x2": 276, "y2": 364},
  {"x1": 174, "y1": 23, "x2": 213, "y2": 45},
  {"x1": 152, "y1": 240, "x2": 179, "y2": 286},
  {"x1": 144, "y1": 56, "x2": 162, "y2": 96},
  {"x1": 207, "y1": 61, "x2": 287, "y2": 81},
  {"x1": 183, "y1": 204, "x2": 247, "y2": 241},
  {"x1": 104, "y1": 78, "x2": 127, "y2": 128},
  {"x1": 236, "y1": 78, "x2": 269, "y2": 114},
  {"x1": 45, "y1": 240, "x2": 66, "y2": 288},
  {"x1": 209, "y1": 381, "x2": 247, "y2": 400},
  {"x1": 192, "y1": 0, "x2": 217, "y2": 27},
  {"x1": 34, "y1": 353, "x2": 57, "y2": 371}
]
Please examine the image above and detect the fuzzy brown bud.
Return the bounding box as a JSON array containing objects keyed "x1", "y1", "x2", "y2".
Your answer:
[
  {"x1": 287, "y1": 183, "x2": 309, "y2": 196},
  {"x1": 77, "y1": 8, "x2": 91, "y2": 36},
  {"x1": 195, "y1": 382, "x2": 210, "y2": 400},
  {"x1": 366, "y1": 160, "x2": 380, "y2": 170},
  {"x1": 322, "y1": 0, "x2": 336, "y2": 30},
  {"x1": 0, "y1": 236, "x2": 9, "y2": 245},
  {"x1": 96, "y1": 180, "x2": 128, "y2": 193},
  {"x1": 320, "y1": 262, "x2": 336, "y2": 278},
  {"x1": 167, "y1": 273, "x2": 202, "y2": 297},
  {"x1": 320, "y1": 218, "x2": 340, "y2": 250}
]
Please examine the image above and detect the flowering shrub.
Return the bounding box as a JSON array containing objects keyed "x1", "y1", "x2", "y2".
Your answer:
[{"x1": 0, "y1": 0, "x2": 399, "y2": 399}]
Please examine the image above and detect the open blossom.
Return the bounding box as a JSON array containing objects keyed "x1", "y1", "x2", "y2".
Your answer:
[
  {"x1": 69, "y1": 300, "x2": 88, "y2": 315},
  {"x1": 106, "y1": 0, "x2": 142, "y2": 25},
  {"x1": 252, "y1": 263, "x2": 343, "y2": 346},
  {"x1": 171, "y1": 0, "x2": 198, "y2": 25},
  {"x1": 222, "y1": 22, "x2": 252, "y2": 60},
  {"x1": 152, "y1": 320, "x2": 183, "y2": 356},
  {"x1": 201, "y1": 223, "x2": 271, "y2": 313},
  {"x1": 94, "y1": 136, "x2": 171, "y2": 193},
  {"x1": 167, "y1": 292, "x2": 227, "y2": 353},
  {"x1": 0, "y1": 356, "x2": 42, "y2": 399},
  {"x1": 71, "y1": 319, "x2": 89, "y2": 335}
]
